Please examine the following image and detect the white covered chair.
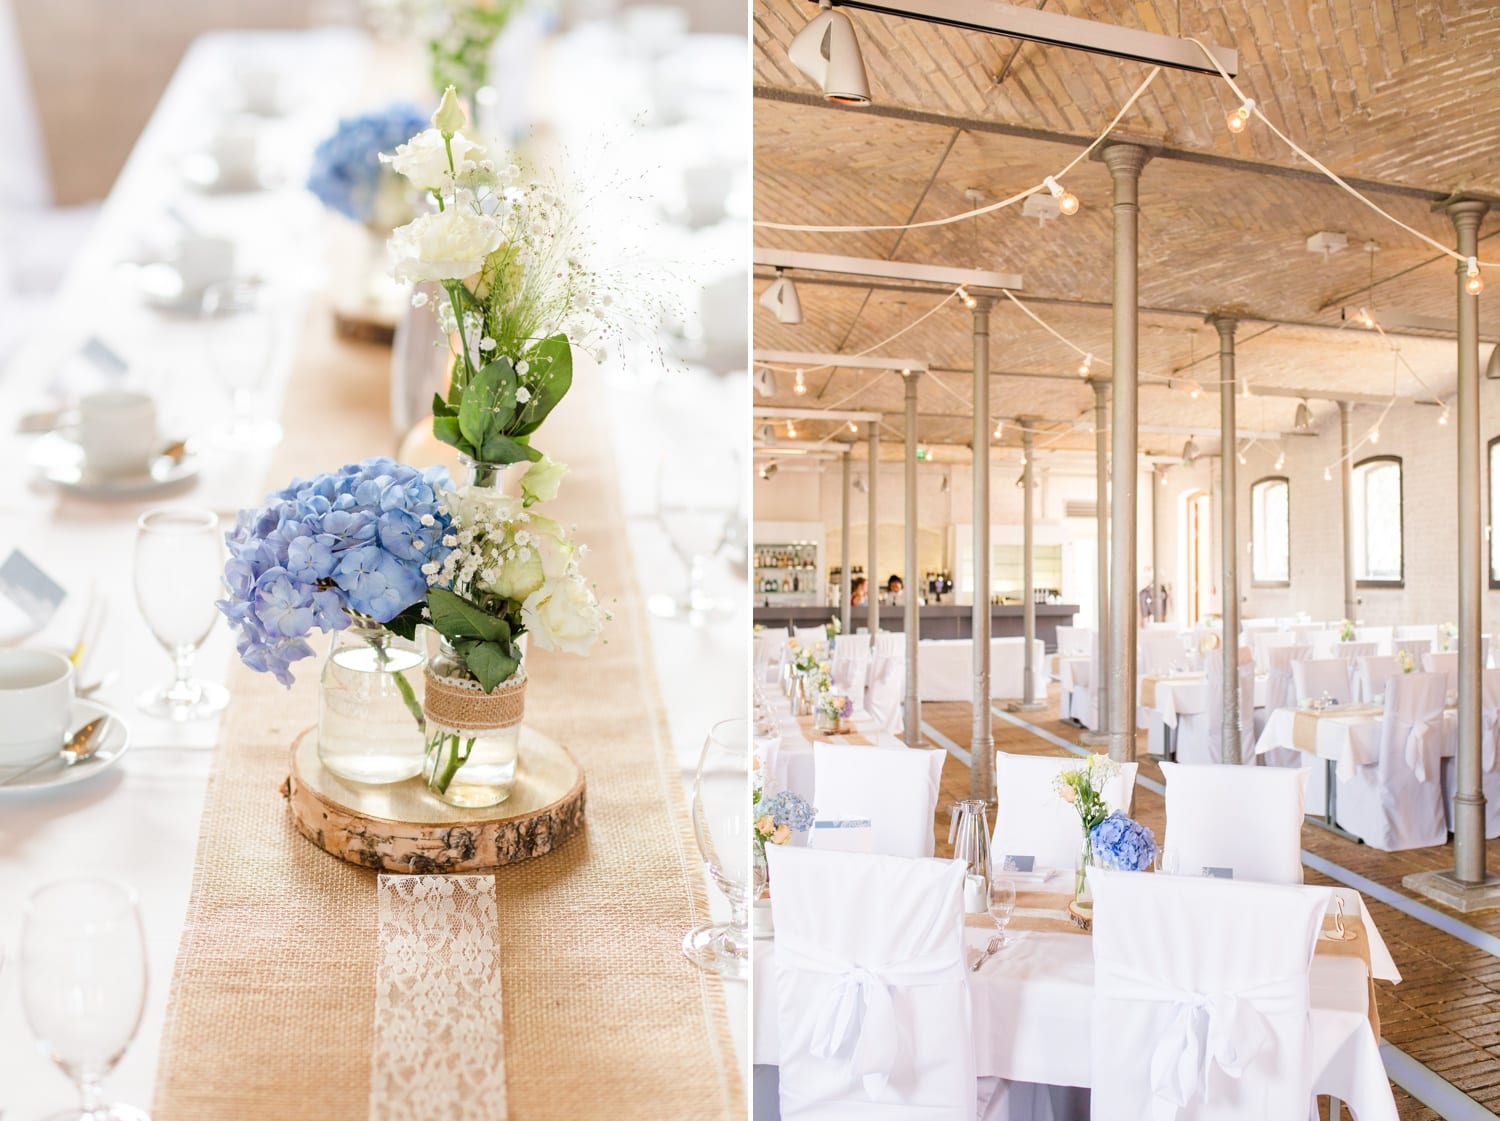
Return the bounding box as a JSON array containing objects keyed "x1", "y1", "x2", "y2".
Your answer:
[
  {"x1": 1260, "y1": 645, "x2": 1311, "y2": 757},
  {"x1": 765, "y1": 846, "x2": 975, "y2": 1121},
  {"x1": 1250, "y1": 630, "x2": 1295, "y2": 673},
  {"x1": 832, "y1": 634, "x2": 871, "y2": 696},
  {"x1": 1332, "y1": 641, "x2": 1378, "y2": 664},
  {"x1": 1054, "y1": 625, "x2": 1092, "y2": 657},
  {"x1": 1174, "y1": 659, "x2": 1255, "y2": 765},
  {"x1": 1422, "y1": 651, "x2": 1458, "y2": 695},
  {"x1": 793, "y1": 625, "x2": 826, "y2": 648},
  {"x1": 1354, "y1": 656, "x2": 1400, "y2": 707},
  {"x1": 1139, "y1": 630, "x2": 1187, "y2": 676},
  {"x1": 755, "y1": 628, "x2": 790, "y2": 685},
  {"x1": 1392, "y1": 637, "x2": 1433, "y2": 666},
  {"x1": 865, "y1": 655, "x2": 905, "y2": 736},
  {"x1": 1060, "y1": 650, "x2": 1098, "y2": 731},
  {"x1": 1088, "y1": 868, "x2": 1330, "y2": 1121},
  {"x1": 1334, "y1": 673, "x2": 1448, "y2": 851},
  {"x1": 1353, "y1": 626, "x2": 1393, "y2": 653},
  {"x1": 989, "y1": 752, "x2": 1138, "y2": 872},
  {"x1": 1394, "y1": 624, "x2": 1437, "y2": 645},
  {"x1": 811, "y1": 741, "x2": 943, "y2": 858},
  {"x1": 1291, "y1": 659, "x2": 1352, "y2": 706},
  {"x1": 1443, "y1": 666, "x2": 1500, "y2": 838},
  {"x1": 1160, "y1": 762, "x2": 1307, "y2": 884}
]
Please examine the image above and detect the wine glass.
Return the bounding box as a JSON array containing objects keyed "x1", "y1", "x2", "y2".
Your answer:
[
  {"x1": 988, "y1": 876, "x2": 1016, "y2": 948},
  {"x1": 202, "y1": 291, "x2": 283, "y2": 449},
  {"x1": 21, "y1": 878, "x2": 150, "y2": 1121},
  {"x1": 134, "y1": 507, "x2": 230, "y2": 721},
  {"x1": 682, "y1": 718, "x2": 750, "y2": 979},
  {"x1": 648, "y1": 441, "x2": 739, "y2": 625}
]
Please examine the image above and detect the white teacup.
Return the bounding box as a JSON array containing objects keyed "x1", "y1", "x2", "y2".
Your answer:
[
  {"x1": 78, "y1": 390, "x2": 159, "y2": 478},
  {"x1": 235, "y1": 62, "x2": 283, "y2": 116},
  {"x1": 173, "y1": 234, "x2": 236, "y2": 299},
  {"x1": 0, "y1": 649, "x2": 74, "y2": 766},
  {"x1": 210, "y1": 118, "x2": 261, "y2": 185}
]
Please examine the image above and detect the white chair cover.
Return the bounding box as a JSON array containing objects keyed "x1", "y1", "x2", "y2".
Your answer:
[
  {"x1": 766, "y1": 846, "x2": 976, "y2": 1120},
  {"x1": 1443, "y1": 666, "x2": 1500, "y2": 839},
  {"x1": 1160, "y1": 762, "x2": 1307, "y2": 884},
  {"x1": 794, "y1": 625, "x2": 826, "y2": 648},
  {"x1": 1060, "y1": 653, "x2": 1098, "y2": 731},
  {"x1": 865, "y1": 656, "x2": 905, "y2": 735},
  {"x1": 1250, "y1": 630, "x2": 1295, "y2": 673},
  {"x1": 811, "y1": 741, "x2": 943, "y2": 858},
  {"x1": 1392, "y1": 637, "x2": 1433, "y2": 666},
  {"x1": 1140, "y1": 631, "x2": 1187, "y2": 676},
  {"x1": 1175, "y1": 660, "x2": 1255, "y2": 765},
  {"x1": 1260, "y1": 645, "x2": 1311, "y2": 754},
  {"x1": 833, "y1": 634, "x2": 871, "y2": 696},
  {"x1": 1353, "y1": 626, "x2": 1393, "y2": 653},
  {"x1": 756, "y1": 628, "x2": 790, "y2": 684},
  {"x1": 1088, "y1": 868, "x2": 1329, "y2": 1121},
  {"x1": 1332, "y1": 642, "x2": 1377, "y2": 665},
  {"x1": 1291, "y1": 659, "x2": 1352, "y2": 706},
  {"x1": 1394, "y1": 624, "x2": 1437, "y2": 644},
  {"x1": 1421, "y1": 651, "x2": 1457, "y2": 695},
  {"x1": 1054, "y1": 626, "x2": 1093, "y2": 656},
  {"x1": 989, "y1": 752, "x2": 1138, "y2": 872},
  {"x1": 1353, "y1": 656, "x2": 1400, "y2": 707},
  {"x1": 1334, "y1": 673, "x2": 1448, "y2": 851}
]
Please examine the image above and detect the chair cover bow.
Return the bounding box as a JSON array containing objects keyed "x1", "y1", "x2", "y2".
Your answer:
[
  {"x1": 1482, "y1": 704, "x2": 1500, "y2": 771},
  {"x1": 1402, "y1": 715, "x2": 1439, "y2": 783},
  {"x1": 777, "y1": 936, "x2": 964, "y2": 1098},
  {"x1": 1102, "y1": 968, "x2": 1301, "y2": 1121}
]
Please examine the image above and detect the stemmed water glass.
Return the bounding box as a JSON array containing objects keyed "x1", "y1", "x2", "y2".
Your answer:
[
  {"x1": 21, "y1": 878, "x2": 151, "y2": 1121},
  {"x1": 134, "y1": 506, "x2": 230, "y2": 721},
  {"x1": 202, "y1": 290, "x2": 283, "y2": 449},
  {"x1": 682, "y1": 718, "x2": 750, "y2": 979},
  {"x1": 988, "y1": 876, "x2": 1016, "y2": 948}
]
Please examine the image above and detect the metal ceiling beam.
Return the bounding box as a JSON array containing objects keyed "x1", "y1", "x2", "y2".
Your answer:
[
  {"x1": 753, "y1": 349, "x2": 927, "y2": 372},
  {"x1": 752, "y1": 249, "x2": 1022, "y2": 293},
  {"x1": 754, "y1": 405, "x2": 885, "y2": 421},
  {"x1": 753, "y1": 88, "x2": 1500, "y2": 206},
  {"x1": 1170, "y1": 379, "x2": 1443, "y2": 407},
  {"x1": 812, "y1": 0, "x2": 1235, "y2": 74}
]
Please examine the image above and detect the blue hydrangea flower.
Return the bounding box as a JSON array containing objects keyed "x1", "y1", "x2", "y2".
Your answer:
[
  {"x1": 217, "y1": 458, "x2": 454, "y2": 686},
  {"x1": 760, "y1": 790, "x2": 817, "y2": 832},
  {"x1": 1090, "y1": 811, "x2": 1158, "y2": 873},
  {"x1": 307, "y1": 104, "x2": 428, "y2": 223}
]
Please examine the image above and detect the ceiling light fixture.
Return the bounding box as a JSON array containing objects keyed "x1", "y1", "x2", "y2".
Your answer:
[
  {"x1": 848, "y1": 420, "x2": 859, "y2": 433},
  {"x1": 1181, "y1": 435, "x2": 1199, "y2": 466},
  {"x1": 1439, "y1": 406, "x2": 1450, "y2": 426},
  {"x1": 1042, "y1": 175, "x2": 1079, "y2": 216},
  {"x1": 956, "y1": 285, "x2": 977, "y2": 309},
  {"x1": 759, "y1": 461, "x2": 778, "y2": 480},
  {"x1": 1078, "y1": 352, "x2": 1093, "y2": 377},
  {"x1": 1324, "y1": 466, "x2": 1333, "y2": 482},
  {"x1": 993, "y1": 418, "x2": 1004, "y2": 440},
  {"x1": 793, "y1": 368, "x2": 807, "y2": 395},
  {"x1": 1466, "y1": 257, "x2": 1485, "y2": 296},
  {"x1": 1294, "y1": 399, "x2": 1312, "y2": 431},
  {"x1": 788, "y1": 0, "x2": 871, "y2": 106},
  {"x1": 758, "y1": 269, "x2": 803, "y2": 324},
  {"x1": 1225, "y1": 97, "x2": 1255, "y2": 133},
  {"x1": 1187, "y1": 381, "x2": 1201, "y2": 400}
]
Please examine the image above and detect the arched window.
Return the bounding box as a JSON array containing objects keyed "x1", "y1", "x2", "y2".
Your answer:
[
  {"x1": 1490, "y1": 438, "x2": 1500, "y2": 588},
  {"x1": 1353, "y1": 456, "x2": 1403, "y2": 587},
  {"x1": 1250, "y1": 476, "x2": 1290, "y2": 586}
]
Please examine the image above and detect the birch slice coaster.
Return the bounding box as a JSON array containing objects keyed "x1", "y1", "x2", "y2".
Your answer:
[{"x1": 282, "y1": 726, "x2": 585, "y2": 874}]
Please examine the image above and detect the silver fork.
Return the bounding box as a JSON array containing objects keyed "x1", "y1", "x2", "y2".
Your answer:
[{"x1": 971, "y1": 935, "x2": 1003, "y2": 972}]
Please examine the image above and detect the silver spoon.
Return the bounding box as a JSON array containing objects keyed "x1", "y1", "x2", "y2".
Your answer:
[
  {"x1": 0, "y1": 717, "x2": 111, "y2": 787},
  {"x1": 971, "y1": 935, "x2": 1004, "y2": 972}
]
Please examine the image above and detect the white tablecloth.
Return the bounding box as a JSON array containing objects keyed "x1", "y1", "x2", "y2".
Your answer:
[
  {"x1": 918, "y1": 637, "x2": 1046, "y2": 702},
  {"x1": 1255, "y1": 706, "x2": 1458, "y2": 781},
  {"x1": 1139, "y1": 673, "x2": 1269, "y2": 729},
  {"x1": 753, "y1": 887, "x2": 1398, "y2": 1120}
]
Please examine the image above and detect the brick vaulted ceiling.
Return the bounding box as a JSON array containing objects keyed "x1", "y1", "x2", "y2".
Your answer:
[{"x1": 752, "y1": 0, "x2": 1500, "y2": 459}]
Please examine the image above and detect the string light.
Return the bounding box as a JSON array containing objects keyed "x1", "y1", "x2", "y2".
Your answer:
[
  {"x1": 1043, "y1": 175, "x2": 1080, "y2": 216},
  {"x1": 1324, "y1": 467, "x2": 1333, "y2": 482},
  {"x1": 793, "y1": 368, "x2": 807, "y2": 395},
  {"x1": 1225, "y1": 98, "x2": 1255, "y2": 134},
  {"x1": 1188, "y1": 381, "x2": 1201, "y2": 400},
  {"x1": 1274, "y1": 450, "x2": 1286, "y2": 470},
  {"x1": 956, "y1": 285, "x2": 977, "y2": 309},
  {"x1": 847, "y1": 420, "x2": 859, "y2": 433},
  {"x1": 1369, "y1": 426, "x2": 1380, "y2": 445},
  {"x1": 1160, "y1": 469, "x2": 1169, "y2": 487},
  {"x1": 1357, "y1": 307, "x2": 1376, "y2": 329},
  {"x1": 1237, "y1": 449, "x2": 1247, "y2": 465},
  {"x1": 1466, "y1": 258, "x2": 1485, "y2": 296},
  {"x1": 1078, "y1": 353, "x2": 1093, "y2": 377},
  {"x1": 1241, "y1": 376, "x2": 1251, "y2": 399},
  {"x1": 1439, "y1": 406, "x2": 1450, "y2": 426},
  {"x1": 786, "y1": 419, "x2": 798, "y2": 439},
  {"x1": 993, "y1": 418, "x2": 1004, "y2": 439}
]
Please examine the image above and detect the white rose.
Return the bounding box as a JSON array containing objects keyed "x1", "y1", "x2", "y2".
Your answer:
[
  {"x1": 524, "y1": 514, "x2": 575, "y2": 580},
  {"x1": 520, "y1": 456, "x2": 568, "y2": 506},
  {"x1": 482, "y1": 543, "x2": 544, "y2": 602},
  {"x1": 522, "y1": 574, "x2": 603, "y2": 656},
  {"x1": 390, "y1": 209, "x2": 505, "y2": 284},
  {"x1": 380, "y1": 128, "x2": 488, "y2": 193}
]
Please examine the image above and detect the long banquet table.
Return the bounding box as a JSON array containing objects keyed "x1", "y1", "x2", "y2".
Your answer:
[{"x1": 0, "y1": 24, "x2": 747, "y2": 1120}]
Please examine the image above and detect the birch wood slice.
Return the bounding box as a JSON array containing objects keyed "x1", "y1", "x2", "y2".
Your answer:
[{"x1": 282, "y1": 726, "x2": 586, "y2": 873}]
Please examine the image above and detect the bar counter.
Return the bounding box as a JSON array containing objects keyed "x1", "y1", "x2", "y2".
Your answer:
[{"x1": 753, "y1": 603, "x2": 1079, "y2": 648}]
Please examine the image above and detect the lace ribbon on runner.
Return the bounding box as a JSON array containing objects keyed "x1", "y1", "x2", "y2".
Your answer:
[{"x1": 371, "y1": 875, "x2": 507, "y2": 1121}]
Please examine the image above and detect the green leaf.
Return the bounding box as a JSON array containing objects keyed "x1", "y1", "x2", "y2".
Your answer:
[
  {"x1": 511, "y1": 334, "x2": 572, "y2": 437},
  {"x1": 432, "y1": 413, "x2": 463, "y2": 451},
  {"x1": 428, "y1": 587, "x2": 511, "y2": 645},
  {"x1": 478, "y1": 432, "x2": 542, "y2": 465},
  {"x1": 457, "y1": 358, "x2": 518, "y2": 451},
  {"x1": 453, "y1": 638, "x2": 520, "y2": 693},
  {"x1": 432, "y1": 392, "x2": 456, "y2": 418},
  {"x1": 383, "y1": 602, "x2": 428, "y2": 642}
]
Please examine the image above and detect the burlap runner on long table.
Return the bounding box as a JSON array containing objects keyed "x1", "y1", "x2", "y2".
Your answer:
[
  {"x1": 152, "y1": 305, "x2": 740, "y2": 1119},
  {"x1": 1290, "y1": 705, "x2": 1384, "y2": 752}
]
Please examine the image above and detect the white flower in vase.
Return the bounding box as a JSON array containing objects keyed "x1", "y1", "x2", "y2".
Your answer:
[
  {"x1": 522, "y1": 573, "x2": 604, "y2": 656},
  {"x1": 520, "y1": 455, "x2": 568, "y2": 506},
  {"x1": 379, "y1": 127, "x2": 489, "y2": 193},
  {"x1": 389, "y1": 208, "x2": 506, "y2": 284}
]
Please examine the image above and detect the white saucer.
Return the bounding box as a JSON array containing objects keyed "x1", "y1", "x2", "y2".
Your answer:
[
  {"x1": 31, "y1": 431, "x2": 201, "y2": 499},
  {"x1": 0, "y1": 699, "x2": 131, "y2": 792}
]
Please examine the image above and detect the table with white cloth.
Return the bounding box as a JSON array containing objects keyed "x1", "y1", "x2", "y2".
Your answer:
[
  {"x1": 1255, "y1": 704, "x2": 1457, "y2": 831},
  {"x1": 752, "y1": 883, "x2": 1400, "y2": 1121},
  {"x1": 756, "y1": 692, "x2": 903, "y2": 800},
  {"x1": 918, "y1": 637, "x2": 1046, "y2": 702},
  {"x1": 0, "y1": 24, "x2": 748, "y2": 1119}
]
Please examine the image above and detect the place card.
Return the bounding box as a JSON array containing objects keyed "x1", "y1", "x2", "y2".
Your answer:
[
  {"x1": 0, "y1": 549, "x2": 66, "y2": 632},
  {"x1": 807, "y1": 818, "x2": 873, "y2": 854},
  {"x1": 1201, "y1": 866, "x2": 1234, "y2": 879},
  {"x1": 999, "y1": 854, "x2": 1035, "y2": 872}
]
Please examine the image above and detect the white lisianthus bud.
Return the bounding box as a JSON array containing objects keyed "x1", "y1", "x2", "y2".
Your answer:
[{"x1": 432, "y1": 85, "x2": 467, "y2": 136}]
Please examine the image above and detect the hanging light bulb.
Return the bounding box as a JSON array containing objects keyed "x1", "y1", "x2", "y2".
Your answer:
[
  {"x1": 1466, "y1": 257, "x2": 1485, "y2": 296},
  {"x1": 1160, "y1": 469, "x2": 1169, "y2": 487},
  {"x1": 793, "y1": 368, "x2": 807, "y2": 395},
  {"x1": 1043, "y1": 175, "x2": 1079, "y2": 216},
  {"x1": 1188, "y1": 381, "x2": 1201, "y2": 400},
  {"x1": 1369, "y1": 426, "x2": 1379, "y2": 445},
  {"x1": 956, "y1": 285, "x2": 976, "y2": 309},
  {"x1": 993, "y1": 418, "x2": 1004, "y2": 440},
  {"x1": 1294, "y1": 399, "x2": 1313, "y2": 431},
  {"x1": 1181, "y1": 436, "x2": 1199, "y2": 467},
  {"x1": 1237, "y1": 449, "x2": 1247, "y2": 465},
  {"x1": 786, "y1": 419, "x2": 798, "y2": 439},
  {"x1": 1358, "y1": 307, "x2": 1376, "y2": 329},
  {"x1": 1439, "y1": 406, "x2": 1450, "y2": 426},
  {"x1": 847, "y1": 420, "x2": 859, "y2": 433},
  {"x1": 1225, "y1": 98, "x2": 1255, "y2": 133},
  {"x1": 1078, "y1": 352, "x2": 1093, "y2": 377},
  {"x1": 1242, "y1": 375, "x2": 1252, "y2": 399},
  {"x1": 1324, "y1": 466, "x2": 1333, "y2": 482},
  {"x1": 1275, "y1": 451, "x2": 1286, "y2": 470}
]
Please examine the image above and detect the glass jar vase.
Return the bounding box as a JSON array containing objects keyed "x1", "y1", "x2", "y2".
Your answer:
[
  {"x1": 317, "y1": 620, "x2": 427, "y2": 784},
  {"x1": 421, "y1": 638, "x2": 525, "y2": 808}
]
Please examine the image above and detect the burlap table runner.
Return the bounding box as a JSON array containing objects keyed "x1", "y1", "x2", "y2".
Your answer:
[
  {"x1": 793, "y1": 714, "x2": 874, "y2": 747},
  {"x1": 1138, "y1": 674, "x2": 1203, "y2": 710},
  {"x1": 1290, "y1": 705, "x2": 1383, "y2": 752},
  {"x1": 152, "y1": 304, "x2": 740, "y2": 1119}
]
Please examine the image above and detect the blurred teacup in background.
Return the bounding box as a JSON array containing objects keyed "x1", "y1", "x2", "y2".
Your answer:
[
  {"x1": 0, "y1": 649, "x2": 74, "y2": 766},
  {"x1": 77, "y1": 390, "x2": 158, "y2": 478}
]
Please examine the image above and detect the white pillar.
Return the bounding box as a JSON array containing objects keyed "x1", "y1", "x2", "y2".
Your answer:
[
  {"x1": 840, "y1": 449, "x2": 853, "y2": 637},
  {"x1": 903, "y1": 371, "x2": 921, "y2": 746},
  {"x1": 971, "y1": 297, "x2": 995, "y2": 801},
  {"x1": 867, "y1": 422, "x2": 879, "y2": 642},
  {"x1": 1212, "y1": 315, "x2": 1241, "y2": 763}
]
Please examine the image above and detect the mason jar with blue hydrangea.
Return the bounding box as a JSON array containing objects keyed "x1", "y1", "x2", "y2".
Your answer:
[{"x1": 217, "y1": 457, "x2": 454, "y2": 784}]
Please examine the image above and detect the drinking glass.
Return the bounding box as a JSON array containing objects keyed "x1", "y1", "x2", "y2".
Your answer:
[
  {"x1": 988, "y1": 876, "x2": 1016, "y2": 948},
  {"x1": 21, "y1": 878, "x2": 150, "y2": 1121},
  {"x1": 682, "y1": 718, "x2": 750, "y2": 979},
  {"x1": 648, "y1": 441, "x2": 739, "y2": 624},
  {"x1": 202, "y1": 291, "x2": 283, "y2": 449},
  {"x1": 1155, "y1": 847, "x2": 1180, "y2": 876},
  {"x1": 135, "y1": 507, "x2": 230, "y2": 720}
]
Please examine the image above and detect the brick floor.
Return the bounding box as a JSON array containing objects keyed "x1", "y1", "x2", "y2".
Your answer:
[{"x1": 917, "y1": 689, "x2": 1500, "y2": 1120}]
